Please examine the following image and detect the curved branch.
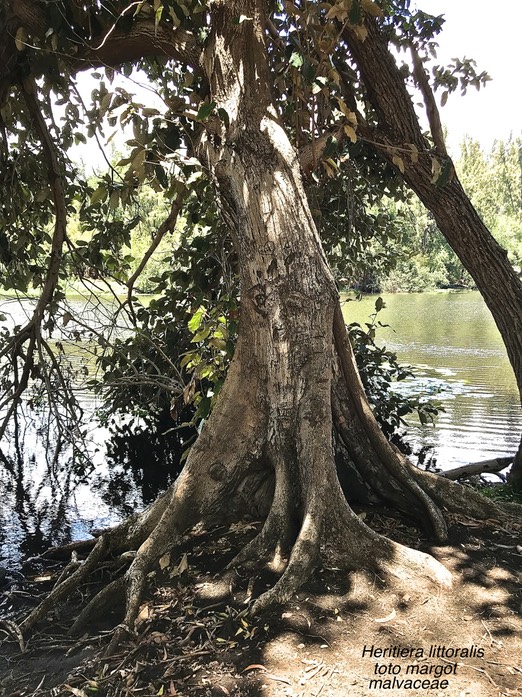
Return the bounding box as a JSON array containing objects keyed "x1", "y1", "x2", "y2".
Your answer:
[
  {"x1": 81, "y1": 22, "x2": 202, "y2": 74},
  {"x1": 410, "y1": 44, "x2": 447, "y2": 156},
  {"x1": 0, "y1": 77, "x2": 70, "y2": 436},
  {"x1": 126, "y1": 185, "x2": 187, "y2": 304},
  {"x1": 21, "y1": 77, "x2": 67, "y2": 324},
  {"x1": 6, "y1": 0, "x2": 202, "y2": 75},
  {"x1": 0, "y1": 76, "x2": 67, "y2": 362}
]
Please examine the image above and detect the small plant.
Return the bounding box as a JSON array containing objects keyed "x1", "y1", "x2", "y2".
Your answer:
[
  {"x1": 348, "y1": 297, "x2": 442, "y2": 445},
  {"x1": 478, "y1": 484, "x2": 522, "y2": 504}
]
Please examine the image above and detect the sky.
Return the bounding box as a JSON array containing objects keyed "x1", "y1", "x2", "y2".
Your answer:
[
  {"x1": 412, "y1": 0, "x2": 522, "y2": 154},
  {"x1": 74, "y1": 1, "x2": 521, "y2": 170}
]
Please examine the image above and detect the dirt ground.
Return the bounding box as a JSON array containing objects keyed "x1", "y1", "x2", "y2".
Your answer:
[{"x1": 1, "y1": 509, "x2": 521, "y2": 697}]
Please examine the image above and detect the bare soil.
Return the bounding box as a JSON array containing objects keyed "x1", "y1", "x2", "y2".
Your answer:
[{"x1": 1, "y1": 509, "x2": 521, "y2": 697}]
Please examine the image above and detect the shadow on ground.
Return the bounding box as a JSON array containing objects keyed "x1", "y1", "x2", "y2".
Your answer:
[{"x1": 1, "y1": 510, "x2": 521, "y2": 697}]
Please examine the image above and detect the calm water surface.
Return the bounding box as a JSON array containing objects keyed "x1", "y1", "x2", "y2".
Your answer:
[{"x1": 342, "y1": 290, "x2": 522, "y2": 468}]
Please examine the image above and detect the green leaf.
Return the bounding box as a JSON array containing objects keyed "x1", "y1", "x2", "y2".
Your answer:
[
  {"x1": 90, "y1": 186, "x2": 108, "y2": 205},
  {"x1": 109, "y1": 190, "x2": 120, "y2": 210},
  {"x1": 349, "y1": 0, "x2": 362, "y2": 24},
  {"x1": 196, "y1": 101, "x2": 216, "y2": 121},
  {"x1": 217, "y1": 108, "x2": 230, "y2": 128},
  {"x1": 180, "y1": 352, "x2": 197, "y2": 369},
  {"x1": 289, "y1": 52, "x2": 304, "y2": 69},
  {"x1": 191, "y1": 327, "x2": 211, "y2": 342},
  {"x1": 323, "y1": 136, "x2": 338, "y2": 159},
  {"x1": 155, "y1": 4, "x2": 163, "y2": 28},
  {"x1": 188, "y1": 306, "x2": 206, "y2": 333}
]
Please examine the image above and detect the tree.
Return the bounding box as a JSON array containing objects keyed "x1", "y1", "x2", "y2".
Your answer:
[
  {"x1": 0, "y1": 0, "x2": 520, "y2": 651},
  {"x1": 337, "y1": 13, "x2": 522, "y2": 483},
  {"x1": 458, "y1": 136, "x2": 522, "y2": 268}
]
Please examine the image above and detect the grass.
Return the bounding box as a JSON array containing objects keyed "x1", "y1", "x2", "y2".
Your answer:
[{"x1": 479, "y1": 483, "x2": 522, "y2": 504}]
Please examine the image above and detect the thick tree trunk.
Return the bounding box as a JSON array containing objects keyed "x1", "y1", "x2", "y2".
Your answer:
[
  {"x1": 19, "y1": 1, "x2": 522, "y2": 646},
  {"x1": 344, "y1": 17, "x2": 522, "y2": 485},
  {"x1": 195, "y1": 0, "x2": 451, "y2": 606}
]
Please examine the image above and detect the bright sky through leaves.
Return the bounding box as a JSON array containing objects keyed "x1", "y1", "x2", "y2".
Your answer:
[
  {"x1": 415, "y1": 0, "x2": 522, "y2": 153},
  {"x1": 73, "y1": 0, "x2": 521, "y2": 170}
]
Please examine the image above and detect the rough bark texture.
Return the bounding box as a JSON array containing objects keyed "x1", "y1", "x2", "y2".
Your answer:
[
  {"x1": 344, "y1": 16, "x2": 522, "y2": 485},
  {"x1": 14, "y1": 2, "x2": 522, "y2": 646}
]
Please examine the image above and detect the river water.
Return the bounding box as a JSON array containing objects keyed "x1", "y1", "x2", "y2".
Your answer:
[
  {"x1": 0, "y1": 290, "x2": 520, "y2": 571},
  {"x1": 342, "y1": 291, "x2": 522, "y2": 468}
]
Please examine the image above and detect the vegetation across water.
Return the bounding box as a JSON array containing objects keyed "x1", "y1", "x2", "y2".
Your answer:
[{"x1": 0, "y1": 0, "x2": 521, "y2": 674}]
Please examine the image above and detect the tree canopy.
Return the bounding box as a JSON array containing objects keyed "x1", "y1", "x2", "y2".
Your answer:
[{"x1": 1, "y1": 0, "x2": 522, "y2": 651}]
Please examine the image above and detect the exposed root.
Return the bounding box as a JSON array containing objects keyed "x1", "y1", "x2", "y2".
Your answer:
[
  {"x1": 251, "y1": 511, "x2": 321, "y2": 614},
  {"x1": 76, "y1": 483, "x2": 190, "y2": 655},
  {"x1": 20, "y1": 534, "x2": 110, "y2": 636},
  {"x1": 17, "y1": 303, "x2": 514, "y2": 656},
  {"x1": 333, "y1": 306, "x2": 448, "y2": 541},
  {"x1": 228, "y1": 526, "x2": 289, "y2": 572},
  {"x1": 377, "y1": 539, "x2": 453, "y2": 590},
  {"x1": 408, "y1": 462, "x2": 522, "y2": 519},
  {"x1": 228, "y1": 450, "x2": 294, "y2": 571},
  {"x1": 18, "y1": 487, "x2": 176, "y2": 638},
  {"x1": 69, "y1": 576, "x2": 126, "y2": 636},
  {"x1": 325, "y1": 498, "x2": 453, "y2": 592}
]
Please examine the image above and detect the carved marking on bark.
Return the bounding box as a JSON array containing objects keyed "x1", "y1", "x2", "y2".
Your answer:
[{"x1": 209, "y1": 462, "x2": 227, "y2": 482}]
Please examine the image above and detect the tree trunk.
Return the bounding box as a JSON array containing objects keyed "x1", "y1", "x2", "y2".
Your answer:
[
  {"x1": 344, "y1": 17, "x2": 522, "y2": 485},
  {"x1": 19, "y1": 0, "x2": 521, "y2": 647}
]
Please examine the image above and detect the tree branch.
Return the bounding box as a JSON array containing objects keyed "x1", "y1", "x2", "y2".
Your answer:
[
  {"x1": 22, "y1": 77, "x2": 67, "y2": 323},
  {"x1": 126, "y1": 185, "x2": 187, "y2": 303},
  {"x1": 299, "y1": 124, "x2": 345, "y2": 177},
  {"x1": 0, "y1": 76, "x2": 70, "y2": 436},
  {"x1": 441, "y1": 456, "x2": 513, "y2": 481},
  {"x1": 342, "y1": 17, "x2": 429, "y2": 151},
  {"x1": 6, "y1": 0, "x2": 202, "y2": 75},
  {"x1": 410, "y1": 44, "x2": 447, "y2": 156}
]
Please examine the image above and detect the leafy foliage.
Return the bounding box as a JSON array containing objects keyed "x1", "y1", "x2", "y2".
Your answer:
[
  {"x1": 348, "y1": 298, "x2": 441, "y2": 440},
  {"x1": 0, "y1": 0, "x2": 508, "y2": 462}
]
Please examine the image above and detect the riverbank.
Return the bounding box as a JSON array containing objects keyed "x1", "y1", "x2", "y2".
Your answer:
[
  {"x1": 1, "y1": 509, "x2": 521, "y2": 697},
  {"x1": 1, "y1": 289, "x2": 521, "y2": 575}
]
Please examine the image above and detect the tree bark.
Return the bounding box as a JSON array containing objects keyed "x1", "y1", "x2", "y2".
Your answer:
[
  {"x1": 16, "y1": 2, "x2": 522, "y2": 645},
  {"x1": 343, "y1": 16, "x2": 522, "y2": 486},
  {"x1": 441, "y1": 456, "x2": 512, "y2": 481}
]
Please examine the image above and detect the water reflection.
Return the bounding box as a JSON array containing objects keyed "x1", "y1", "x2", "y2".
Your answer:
[
  {"x1": 1, "y1": 290, "x2": 521, "y2": 572},
  {"x1": 0, "y1": 291, "x2": 193, "y2": 572},
  {"x1": 342, "y1": 291, "x2": 522, "y2": 469},
  {"x1": 95, "y1": 407, "x2": 196, "y2": 517},
  {"x1": 0, "y1": 402, "x2": 195, "y2": 571},
  {"x1": 0, "y1": 403, "x2": 119, "y2": 571}
]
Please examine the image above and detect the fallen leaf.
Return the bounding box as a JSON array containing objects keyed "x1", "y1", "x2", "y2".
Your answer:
[
  {"x1": 374, "y1": 609, "x2": 397, "y2": 623},
  {"x1": 266, "y1": 674, "x2": 292, "y2": 685},
  {"x1": 171, "y1": 553, "x2": 189, "y2": 577},
  {"x1": 64, "y1": 687, "x2": 89, "y2": 697},
  {"x1": 159, "y1": 552, "x2": 170, "y2": 570}
]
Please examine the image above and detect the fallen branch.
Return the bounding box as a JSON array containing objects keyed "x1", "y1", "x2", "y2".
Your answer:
[{"x1": 441, "y1": 457, "x2": 513, "y2": 481}]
